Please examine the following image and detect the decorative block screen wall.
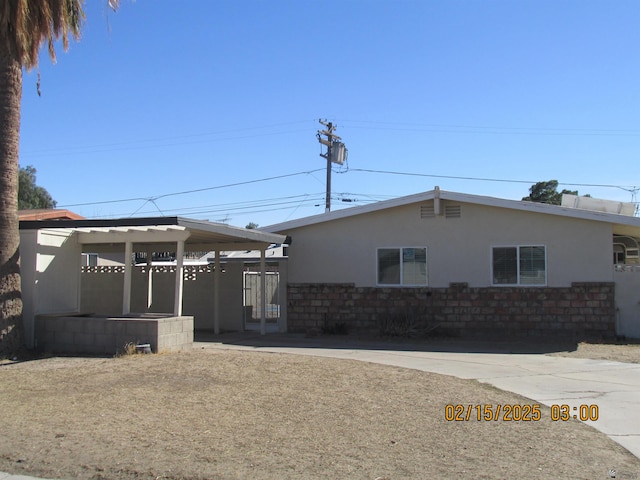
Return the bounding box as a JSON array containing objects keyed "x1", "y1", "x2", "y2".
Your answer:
[
  {"x1": 80, "y1": 264, "x2": 243, "y2": 331},
  {"x1": 287, "y1": 282, "x2": 616, "y2": 339}
]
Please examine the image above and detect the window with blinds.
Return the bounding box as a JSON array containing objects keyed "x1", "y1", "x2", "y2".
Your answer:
[
  {"x1": 492, "y1": 245, "x2": 546, "y2": 286},
  {"x1": 377, "y1": 247, "x2": 428, "y2": 286}
]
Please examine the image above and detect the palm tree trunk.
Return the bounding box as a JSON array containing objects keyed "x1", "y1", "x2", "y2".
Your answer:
[{"x1": 0, "y1": 46, "x2": 24, "y2": 358}]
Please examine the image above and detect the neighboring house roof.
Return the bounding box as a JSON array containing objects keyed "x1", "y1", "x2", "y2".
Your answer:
[
  {"x1": 18, "y1": 209, "x2": 85, "y2": 221},
  {"x1": 198, "y1": 244, "x2": 288, "y2": 262},
  {"x1": 20, "y1": 216, "x2": 286, "y2": 251},
  {"x1": 263, "y1": 187, "x2": 640, "y2": 237}
]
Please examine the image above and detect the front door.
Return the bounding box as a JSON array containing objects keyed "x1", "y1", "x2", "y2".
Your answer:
[{"x1": 243, "y1": 271, "x2": 280, "y2": 331}]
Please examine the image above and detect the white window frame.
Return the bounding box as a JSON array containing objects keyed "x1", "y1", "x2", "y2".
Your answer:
[
  {"x1": 377, "y1": 247, "x2": 428, "y2": 287},
  {"x1": 82, "y1": 253, "x2": 98, "y2": 267},
  {"x1": 491, "y1": 245, "x2": 547, "y2": 286}
]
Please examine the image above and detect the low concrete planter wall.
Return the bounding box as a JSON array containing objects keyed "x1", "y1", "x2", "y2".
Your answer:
[{"x1": 35, "y1": 313, "x2": 194, "y2": 355}]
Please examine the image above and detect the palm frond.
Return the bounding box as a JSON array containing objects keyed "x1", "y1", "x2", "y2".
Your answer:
[{"x1": 0, "y1": 0, "x2": 95, "y2": 69}]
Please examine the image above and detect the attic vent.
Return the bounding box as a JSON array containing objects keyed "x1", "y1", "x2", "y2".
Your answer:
[
  {"x1": 420, "y1": 204, "x2": 435, "y2": 218},
  {"x1": 445, "y1": 205, "x2": 461, "y2": 218}
]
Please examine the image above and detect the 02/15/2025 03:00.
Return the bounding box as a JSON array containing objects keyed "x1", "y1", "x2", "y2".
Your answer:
[{"x1": 444, "y1": 404, "x2": 599, "y2": 422}]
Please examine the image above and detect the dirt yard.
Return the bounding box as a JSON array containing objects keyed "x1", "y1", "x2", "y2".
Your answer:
[
  {"x1": 0, "y1": 342, "x2": 639, "y2": 480},
  {"x1": 552, "y1": 339, "x2": 640, "y2": 363}
]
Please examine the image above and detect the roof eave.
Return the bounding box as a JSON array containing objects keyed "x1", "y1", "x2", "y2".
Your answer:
[
  {"x1": 263, "y1": 189, "x2": 640, "y2": 233},
  {"x1": 263, "y1": 190, "x2": 438, "y2": 233},
  {"x1": 176, "y1": 217, "x2": 286, "y2": 245},
  {"x1": 19, "y1": 216, "x2": 287, "y2": 248}
]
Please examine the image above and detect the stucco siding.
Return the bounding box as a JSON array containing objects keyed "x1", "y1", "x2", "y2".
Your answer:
[
  {"x1": 35, "y1": 230, "x2": 82, "y2": 312},
  {"x1": 81, "y1": 263, "x2": 244, "y2": 331},
  {"x1": 285, "y1": 200, "x2": 613, "y2": 288},
  {"x1": 19, "y1": 229, "x2": 82, "y2": 348},
  {"x1": 19, "y1": 230, "x2": 38, "y2": 348},
  {"x1": 614, "y1": 267, "x2": 640, "y2": 338}
]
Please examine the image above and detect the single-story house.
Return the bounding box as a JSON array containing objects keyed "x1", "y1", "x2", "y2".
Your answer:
[
  {"x1": 262, "y1": 187, "x2": 640, "y2": 339},
  {"x1": 19, "y1": 217, "x2": 286, "y2": 354}
]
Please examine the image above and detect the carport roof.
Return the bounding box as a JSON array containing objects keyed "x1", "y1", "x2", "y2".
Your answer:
[{"x1": 19, "y1": 216, "x2": 286, "y2": 251}]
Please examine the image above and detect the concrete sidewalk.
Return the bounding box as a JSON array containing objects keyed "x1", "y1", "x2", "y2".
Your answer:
[
  {"x1": 202, "y1": 333, "x2": 640, "y2": 460},
  {"x1": 0, "y1": 473, "x2": 52, "y2": 480}
]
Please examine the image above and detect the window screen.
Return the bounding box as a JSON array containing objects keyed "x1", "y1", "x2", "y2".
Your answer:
[
  {"x1": 402, "y1": 248, "x2": 427, "y2": 285},
  {"x1": 492, "y1": 246, "x2": 546, "y2": 286},
  {"x1": 378, "y1": 247, "x2": 427, "y2": 286},
  {"x1": 378, "y1": 248, "x2": 400, "y2": 284},
  {"x1": 519, "y1": 246, "x2": 546, "y2": 285}
]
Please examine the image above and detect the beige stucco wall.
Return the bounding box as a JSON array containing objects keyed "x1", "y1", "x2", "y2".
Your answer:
[
  {"x1": 19, "y1": 230, "x2": 38, "y2": 348},
  {"x1": 81, "y1": 263, "x2": 245, "y2": 332},
  {"x1": 283, "y1": 200, "x2": 614, "y2": 288},
  {"x1": 614, "y1": 267, "x2": 640, "y2": 338},
  {"x1": 20, "y1": 229, "x2": 82, "y2": 348}
]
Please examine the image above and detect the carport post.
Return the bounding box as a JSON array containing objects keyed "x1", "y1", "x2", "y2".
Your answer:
[
  {"x1": 173, "y1": 240, "x2": 185, "y2": 316},
  {"x1": 213, "y1": 248, "x2": 220, "y2": 334},
  {"x1": 260, "y1": 247, "x2": 266, "y2": 335},
  {"x1": 146, "y1": 248, "x2": 153, "y2": 311},
  {"x1": 122, "y1": 241, "x2": 133, "y2": 315}
]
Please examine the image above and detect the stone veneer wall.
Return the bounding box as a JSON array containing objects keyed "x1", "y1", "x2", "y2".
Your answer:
[{"x1": 287, "y1": 282, "x2": 616, "y2": 339}]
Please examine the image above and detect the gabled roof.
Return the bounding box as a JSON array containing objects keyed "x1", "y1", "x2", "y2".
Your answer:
[
  {"x1": 20, "y1": 216, "x2": 286, "y2": 251},
  {"x1": 262, "y1": 188, "x2": 640, "y2": 237}
]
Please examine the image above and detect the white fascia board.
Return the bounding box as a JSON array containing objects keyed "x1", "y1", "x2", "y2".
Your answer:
[
  {"x1": 177, "y1": 218, "x2": 286, "y2": 244},
  {"x1": 34, "y1": 228, "x2": 77, "y2": 238},
  {"x1": 263, "y1": 188, "x2": 640, "y2": 234},
  {"x1": 77, "y1": 227, "x2": 191, "y2": 245},
  {"x1": 263, "y1": 190, "x2": 437, "y2": 233},
  {"x1": 186, "y1": 242, "x2": 272, "y2": 252},
  {"x1": 440, "y1": 190, "x2": 640, "y2": 228}
]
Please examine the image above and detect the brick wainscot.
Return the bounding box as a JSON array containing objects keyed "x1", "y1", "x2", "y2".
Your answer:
[{"x1": 287, "y1": 282, "x2": 615, "y2": 339}]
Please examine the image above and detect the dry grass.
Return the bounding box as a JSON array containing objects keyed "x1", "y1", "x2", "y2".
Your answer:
[
  {"x1": 551, "y1": 340, "x2": 640, "y2": 363},
  {"x1": 0, "y1": 345, "x2": 639, "y2": 480}
]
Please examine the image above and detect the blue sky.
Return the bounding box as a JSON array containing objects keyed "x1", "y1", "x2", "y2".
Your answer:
[{"x1": 19, "y1": 0, "x2": 640, "y2": 227}]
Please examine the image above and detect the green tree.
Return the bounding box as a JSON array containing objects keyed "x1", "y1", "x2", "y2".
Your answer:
[
  {"x1": 522, "y1": 180, "x2": 578, "y2": 205},
  {"x1": 245, "y1": 222, "x2": 259, "y2": 229},
  {"x1": 0, "y1": 0, "x2": 119, "y2": 358},
  {"x1": 18, "y1": 165, "x2": 57, "y2": 210}
]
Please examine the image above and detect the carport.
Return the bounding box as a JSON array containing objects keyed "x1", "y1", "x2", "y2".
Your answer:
[{"x1": 19, "y1": 217, "x2": 287, "y2": 350}]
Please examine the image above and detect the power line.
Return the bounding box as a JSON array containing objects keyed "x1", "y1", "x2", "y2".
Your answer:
[
  {"x1": 94, "y1": 193, "x2": 327, "y2": 219},
  {"x1": 348, "y1": 168, "x2": 639, "y2": 191},
  {"x1": 27, "y1": 117, "x2": 640, "y2": 161},
  {"x1": 58, "y1": 169, "x2": 326, "y2": 208},
  {"x1": 64, "y1": 167, "x2": 639, "y2": 221},
  {"x1": 339, "y1": 119, "x2": 640, "y2": 137},
  {"x1": 84, "y1": 191, "x2": 389, "y2": 220},
  {"x1": 22, "y1": 128, "x2": 311, "y2": 158},
  {"x1": 21, "y1": 120, "x2": 315, "y2": 158}
]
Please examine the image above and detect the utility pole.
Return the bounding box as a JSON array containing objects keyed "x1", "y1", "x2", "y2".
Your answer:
[{"x1": 317, "y1": 119, "x2": 347, "y2": 213}]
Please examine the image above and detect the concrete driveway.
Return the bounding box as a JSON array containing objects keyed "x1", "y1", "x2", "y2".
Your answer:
[{"x1": 200, "y1": 333, "x2": 640, "y2": 460}]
